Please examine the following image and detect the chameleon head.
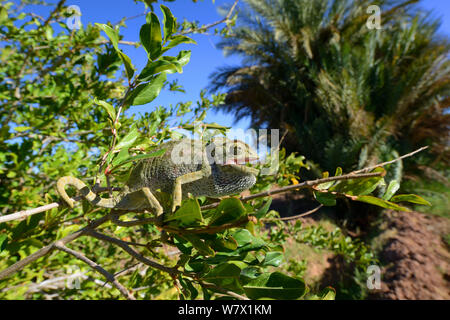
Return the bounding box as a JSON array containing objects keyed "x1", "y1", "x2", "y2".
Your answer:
[{"x1": 207, "y1": 138, "x2": 260, "y2": 177}]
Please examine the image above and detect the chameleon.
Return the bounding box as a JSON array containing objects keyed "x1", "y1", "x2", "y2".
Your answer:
[{"x1": 56, "y1": 138, "x2": 260, "y2": 215}]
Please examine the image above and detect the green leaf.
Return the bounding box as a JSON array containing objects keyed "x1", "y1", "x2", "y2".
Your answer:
[
  {"x1": 209, "y1": 198, "x2": 247, "y2": 226},
  {"x1": 382, "y1": 180, "x2": 400, "y2": 200},
  {"x1": 142, "y1": 0, "x2": 157, "y2": 8},
  {"x1": 240, "y1": 267, "x2": 261, "y2": 283},
  {"x1": 210, "y1": 235, "x2": 238, "y2": 252},
  {"x1": 140, "y1": 12, "x2": 162, "y2": 60},
  {"x1": 164, "y1": 198, "x2": 203, "y2": 226},
  {"x1": 308, "y1": 287, "x2": 336, "y2": 300},
  {"x1": 56, "y1": 225, "x2": 81, "y2": 240},
  {"x1": 390, "y1": 194, "x2": 431, "y2": 206},
  {"x1": 117, "y1": 51, "x2": 135, "y2": 81},
  {"x1": 126, "y1": 73, "x2": 166, "y2": 106},
  {"x1": 138, "y1": 59, "x2": 179, "y2": 81},
  {"x1": 255, "y1": 198, "x2": 272, "y2": 219},
  {"x1": 354, "y1": 195, "x2": 410, "y2": 211},
  {"x1": 162, "y1": 35, "x2": 197, "y2": 53},
  {"x1": 220, "y1": 236, "x2": 239, "y2": 251},
  {"x1": 232, "y1": 229, "x2": 256, "y2": 246},
  {"x1": 160, "y1": 4, "x2": 176, "y2": 41},
  {"x1": 96, "y1": 23, "x2": 135, "y2": 80},
  {"x1": 150, "y1": 50, "x2": 191, "y2": 75},
  {"x1": 231, "y1": 229, "x2": 266, "y2": 253},
  {"x1": 96, "y1": 23, "x2": 119, "y2": 48},
  {"x1": 313, "y1": 191, "x2": 336, "y2": 206},
  {"x1": 203, "y1": 262, "x2": 243, "y2": 293},
  {"x1": 94, "y1": 98, "x2": 116, "y2": 121},
  {"x1": 330, "y1": 167, "x2": 385, "y2": 196},
  {"x1": 320, "y1": 287, "x2": 336, "y2": 300},
  {"x1": 262, "y1": 251, "x2": 284, "y2": 267},
  {"x1": 173, "y1": 236, "x2": 192, "y2": 255},
  {"x1": 115, "y1": 125, "x2": 139, "y2": 150},
  {"x1": 181, "y1": 234, "x2": 215, "y2": 256},
  {"x1": 0, "y1": 7, "x2": 8, "y2": 24},
  {"x1": 111, "y1": 147, "x2": 129, "y2": 167},
  {"x1": 13, "y1": 126, "x2": 31, "y2": 132},
  {"x1": 0, "y1": 234, "x2": 8, "y2": 252},
  {"x1": 316, "y1": 171, "x2": 334, "y2": 190},
  {"x1": 175, "y1": 50, "x2": 191, "y2": 66},
  {"x1": 180, "y1": 277, "x2": 199, "y2": 300},
  {"x1": 243, "y1": 272, "x2": 306, "y2": 300}
]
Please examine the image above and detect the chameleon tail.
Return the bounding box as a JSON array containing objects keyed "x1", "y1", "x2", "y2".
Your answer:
[{"x1": 56, "y1": 176, "x2": 116, "y2": 208}]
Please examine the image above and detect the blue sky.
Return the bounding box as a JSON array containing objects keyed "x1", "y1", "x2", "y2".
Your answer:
[{"x1": 21, "y1": 0, "x2": 450, "y2": 133}]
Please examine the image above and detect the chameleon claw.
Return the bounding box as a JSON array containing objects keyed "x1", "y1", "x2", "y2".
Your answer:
[
  {"x1": 64, "y1": 198, "x2": 75, "y2": 208},
  {"x1": 171, "y1": 197, "x2": 182, "y2": 212}
]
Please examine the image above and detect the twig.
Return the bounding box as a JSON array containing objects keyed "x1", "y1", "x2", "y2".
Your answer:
[
  {"x1": 86, "y1": 230, "x2": 183, "y2": 277},
  {"x1": 0, "y1": 212, "x2": 115, "y2": 280},
  {"x1": 97, "y1": 86, "x2": 134, "y2": 181},
  {"x1": 199, "y1": 281, "x2": 249, "y2": 300},
  {"x1": 179, "y1": 0, "x2": 239, "y2": 35},
  {"x1": 0, "y1": 272, "x2": 114, "y2": 294},
  {"x1": 54, "y1": 242, "x2": 135, "y2": 300},
  {"x1": 0, "y1": 185, "x2": 120, "y2": 224},
  {"x1": 111, "y1": 214, "x2": 158, "y2": 227},
  {"x1": 97, "y1": 40, "x2": 140, "y2": 47},
  {"x1": 112, "y1": 9, "x2": 148, "y2": 26},
  {"x1": 43, "y1": 0, "x2": 66, "y2": 27},
  {"x1": 351, "y1": 146, "x2": 429, "y2": 174},
  {"x1": 263, "y1": 205, "x2": 324, "y2": 222},
  {"x1": 0, "y1": 202, "x2": 60, "y2": 223}
]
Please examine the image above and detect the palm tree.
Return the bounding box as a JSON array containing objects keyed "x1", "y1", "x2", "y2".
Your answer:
[{"x1": 210, "y1": 0, "x2": 449, "y2": 184}]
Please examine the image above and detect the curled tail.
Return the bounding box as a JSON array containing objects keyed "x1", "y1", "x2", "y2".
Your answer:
[{"x1": 56, "y1": 176, "x2": 116, "y2": 208}]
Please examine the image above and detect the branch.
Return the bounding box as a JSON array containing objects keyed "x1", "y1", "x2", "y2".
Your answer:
[
  {"x1": 179, "y1": 0, "x2": 239, "y2": 35},
  {"x1": 263, "y1": 205, "x2": 324, "y2": 222},
  {"x1": 0, "y1": 272, "x2": 114, "y2": 294},
  {"x1": 0, "y1": 185, "x2": 119, "y2": 224},
  {"x1": 86, "y1": 230, "x2": 184, "y2": 277},
  {"x1": 54, "y1": 242, "x2": 135, "y2": 300},
  {"x1": 0, "y1": 202, "x2": 61, "y2": 223},
  {"x1": 97, "y1": 40, "x2": 140, "y2": 47},
  {"x1": 351, "y1": 146, "x2": 429, "y2": 174},
  {"x1": 0, "y1": 212, "x2": 115, "y2": 280},
  {"x1": 110, "y1": 214, "x2": 158, "y2": 227},
  {"x1": 162, "y1": 216, "x2": 252, "y2": 235},
  {"x1": 199, "y1": 171, "x2": 384, "y2": 211},
  {"x1": 112, "y1": 10, "x2": 148, "y2": 26}
]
